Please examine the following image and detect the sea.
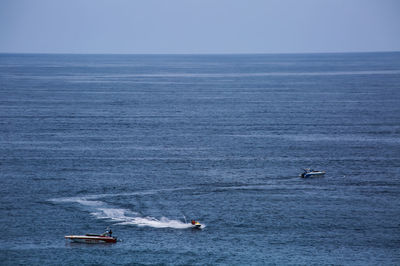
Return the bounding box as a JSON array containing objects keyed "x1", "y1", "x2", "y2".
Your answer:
[{"x1": 0, "y1": 52, "x2": 400, "y2": 265}]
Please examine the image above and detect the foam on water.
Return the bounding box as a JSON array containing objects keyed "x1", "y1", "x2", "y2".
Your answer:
[
  {"x1": 117, "y1": 216, "x2": 193, "y2": 229},
  {"x1": 51, "y1": 197, "x2": 104, "y2": 207},
  {"x1": 51, "y1": 191, "x2": 196, "y2": 229},
  {"x1": 90, "y1": 206, "x2": 193, "y2": 228}
]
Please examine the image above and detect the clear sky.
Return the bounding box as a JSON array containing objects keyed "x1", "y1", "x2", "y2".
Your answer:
[{"x1": 1, "y1": 0, "x2": 399, "y2": 54}]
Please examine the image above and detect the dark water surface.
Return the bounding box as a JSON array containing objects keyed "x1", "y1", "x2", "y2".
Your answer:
[{"x1": 1, "y1": 53, "x2": 400, "y2": 265}]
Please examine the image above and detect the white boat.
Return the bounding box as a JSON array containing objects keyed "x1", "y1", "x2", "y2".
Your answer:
[
  {"x1": 300, "y1": 168, "x2": 326, "y2": 178},
  {"x1": 65, "y1": 234, "x2": 117, "y2": 243},
  {"x1": 65, "y1": 229, "x2": 117, "y2": 243}
]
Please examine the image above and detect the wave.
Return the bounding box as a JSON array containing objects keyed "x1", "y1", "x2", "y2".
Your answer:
[
  {"x1": 66, "y1": 69, "x2": 400, "y2": 79},
  {"x1": 50, "y1": 190, "x2": 196, "y2": 229}
]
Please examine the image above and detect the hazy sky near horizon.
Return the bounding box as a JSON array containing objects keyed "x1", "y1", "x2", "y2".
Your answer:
[{"x1": 1, "y1": 0, "x2": 399, "y2": 54}]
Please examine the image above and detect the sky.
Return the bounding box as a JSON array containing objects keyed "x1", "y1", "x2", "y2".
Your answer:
[{"x1": 0, "y1": 0, "x2": 399, "y2": 54}]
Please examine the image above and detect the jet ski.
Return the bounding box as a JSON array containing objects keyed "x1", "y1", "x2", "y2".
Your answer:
[
  {"x1": 65, "y1": 228, "x2": 117, "y2": 243},
  {"x1": 300, "y1": 168, "x2": 326, "y2": 178},
  {"x1": 191, "y1": 220, "x2": 202, "y2": 229}
]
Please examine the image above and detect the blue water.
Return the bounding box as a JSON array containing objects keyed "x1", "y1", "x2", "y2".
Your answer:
[{"x1": 1, "y1": 53, "x2": 400, "y2": 265}]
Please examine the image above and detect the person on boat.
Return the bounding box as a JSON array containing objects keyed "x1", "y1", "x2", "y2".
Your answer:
[
  {"x1": 101, "y1": 228, "x2": 112, "y2": 237},
  {"x1": 191, "y1": 220, "x2": 196, "y2": 225}
]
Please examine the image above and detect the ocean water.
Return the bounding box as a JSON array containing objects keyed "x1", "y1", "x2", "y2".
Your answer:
[{"x1": 0, "y1": 52, "x2": 400, "y2": 265}]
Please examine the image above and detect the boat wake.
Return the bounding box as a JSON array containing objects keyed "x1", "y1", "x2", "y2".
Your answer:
[
  {"x1": 50, "y1": 192, "x2": 194, "y2": 229},
  {"x1": 92, "y1": 207, "x2": 192, "y2": 229}
]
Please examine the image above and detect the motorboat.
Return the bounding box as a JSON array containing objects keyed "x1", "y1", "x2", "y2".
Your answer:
[
  {"x1": 65, "y1": 229, "x2": 117, "y2": 243},
  {"x1": 300, "y1": 168, "x2": 326, "y2": 178},
  {"x1": 191, "y1": 220, "x2": 202, "y2": 229}
]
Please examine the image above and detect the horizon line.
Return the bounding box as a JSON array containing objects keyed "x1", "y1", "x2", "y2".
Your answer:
[{"x1": 0, "y1": 50, "x2": 399, "y2": 56}]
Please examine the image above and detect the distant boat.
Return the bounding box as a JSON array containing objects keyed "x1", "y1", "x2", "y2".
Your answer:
[
  {"x1": 300, "y1": 168, "x2": 326, "y2": 178},
  {"x1": 65, "y1": 229, "x2": 117, "y2": 243}
]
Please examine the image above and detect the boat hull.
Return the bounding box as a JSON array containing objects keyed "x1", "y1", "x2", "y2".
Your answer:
[
  {"x1": 65, "y1": 235, "x2": 117, "y2": 243},
  {"x1": 302, "y1": 171, "x2": 326, "y2": 178}
]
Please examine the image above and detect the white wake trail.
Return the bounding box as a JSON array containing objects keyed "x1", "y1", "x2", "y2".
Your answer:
[
  {"x1": 51, "y1": 193, "x2": 194, "y2": 229},
  {"x1": 91, "y1": 206, "x2": 192, "y2": 229},
  {"x1": 118, "y1": 216, "x2": 192, "y2": 229}
]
